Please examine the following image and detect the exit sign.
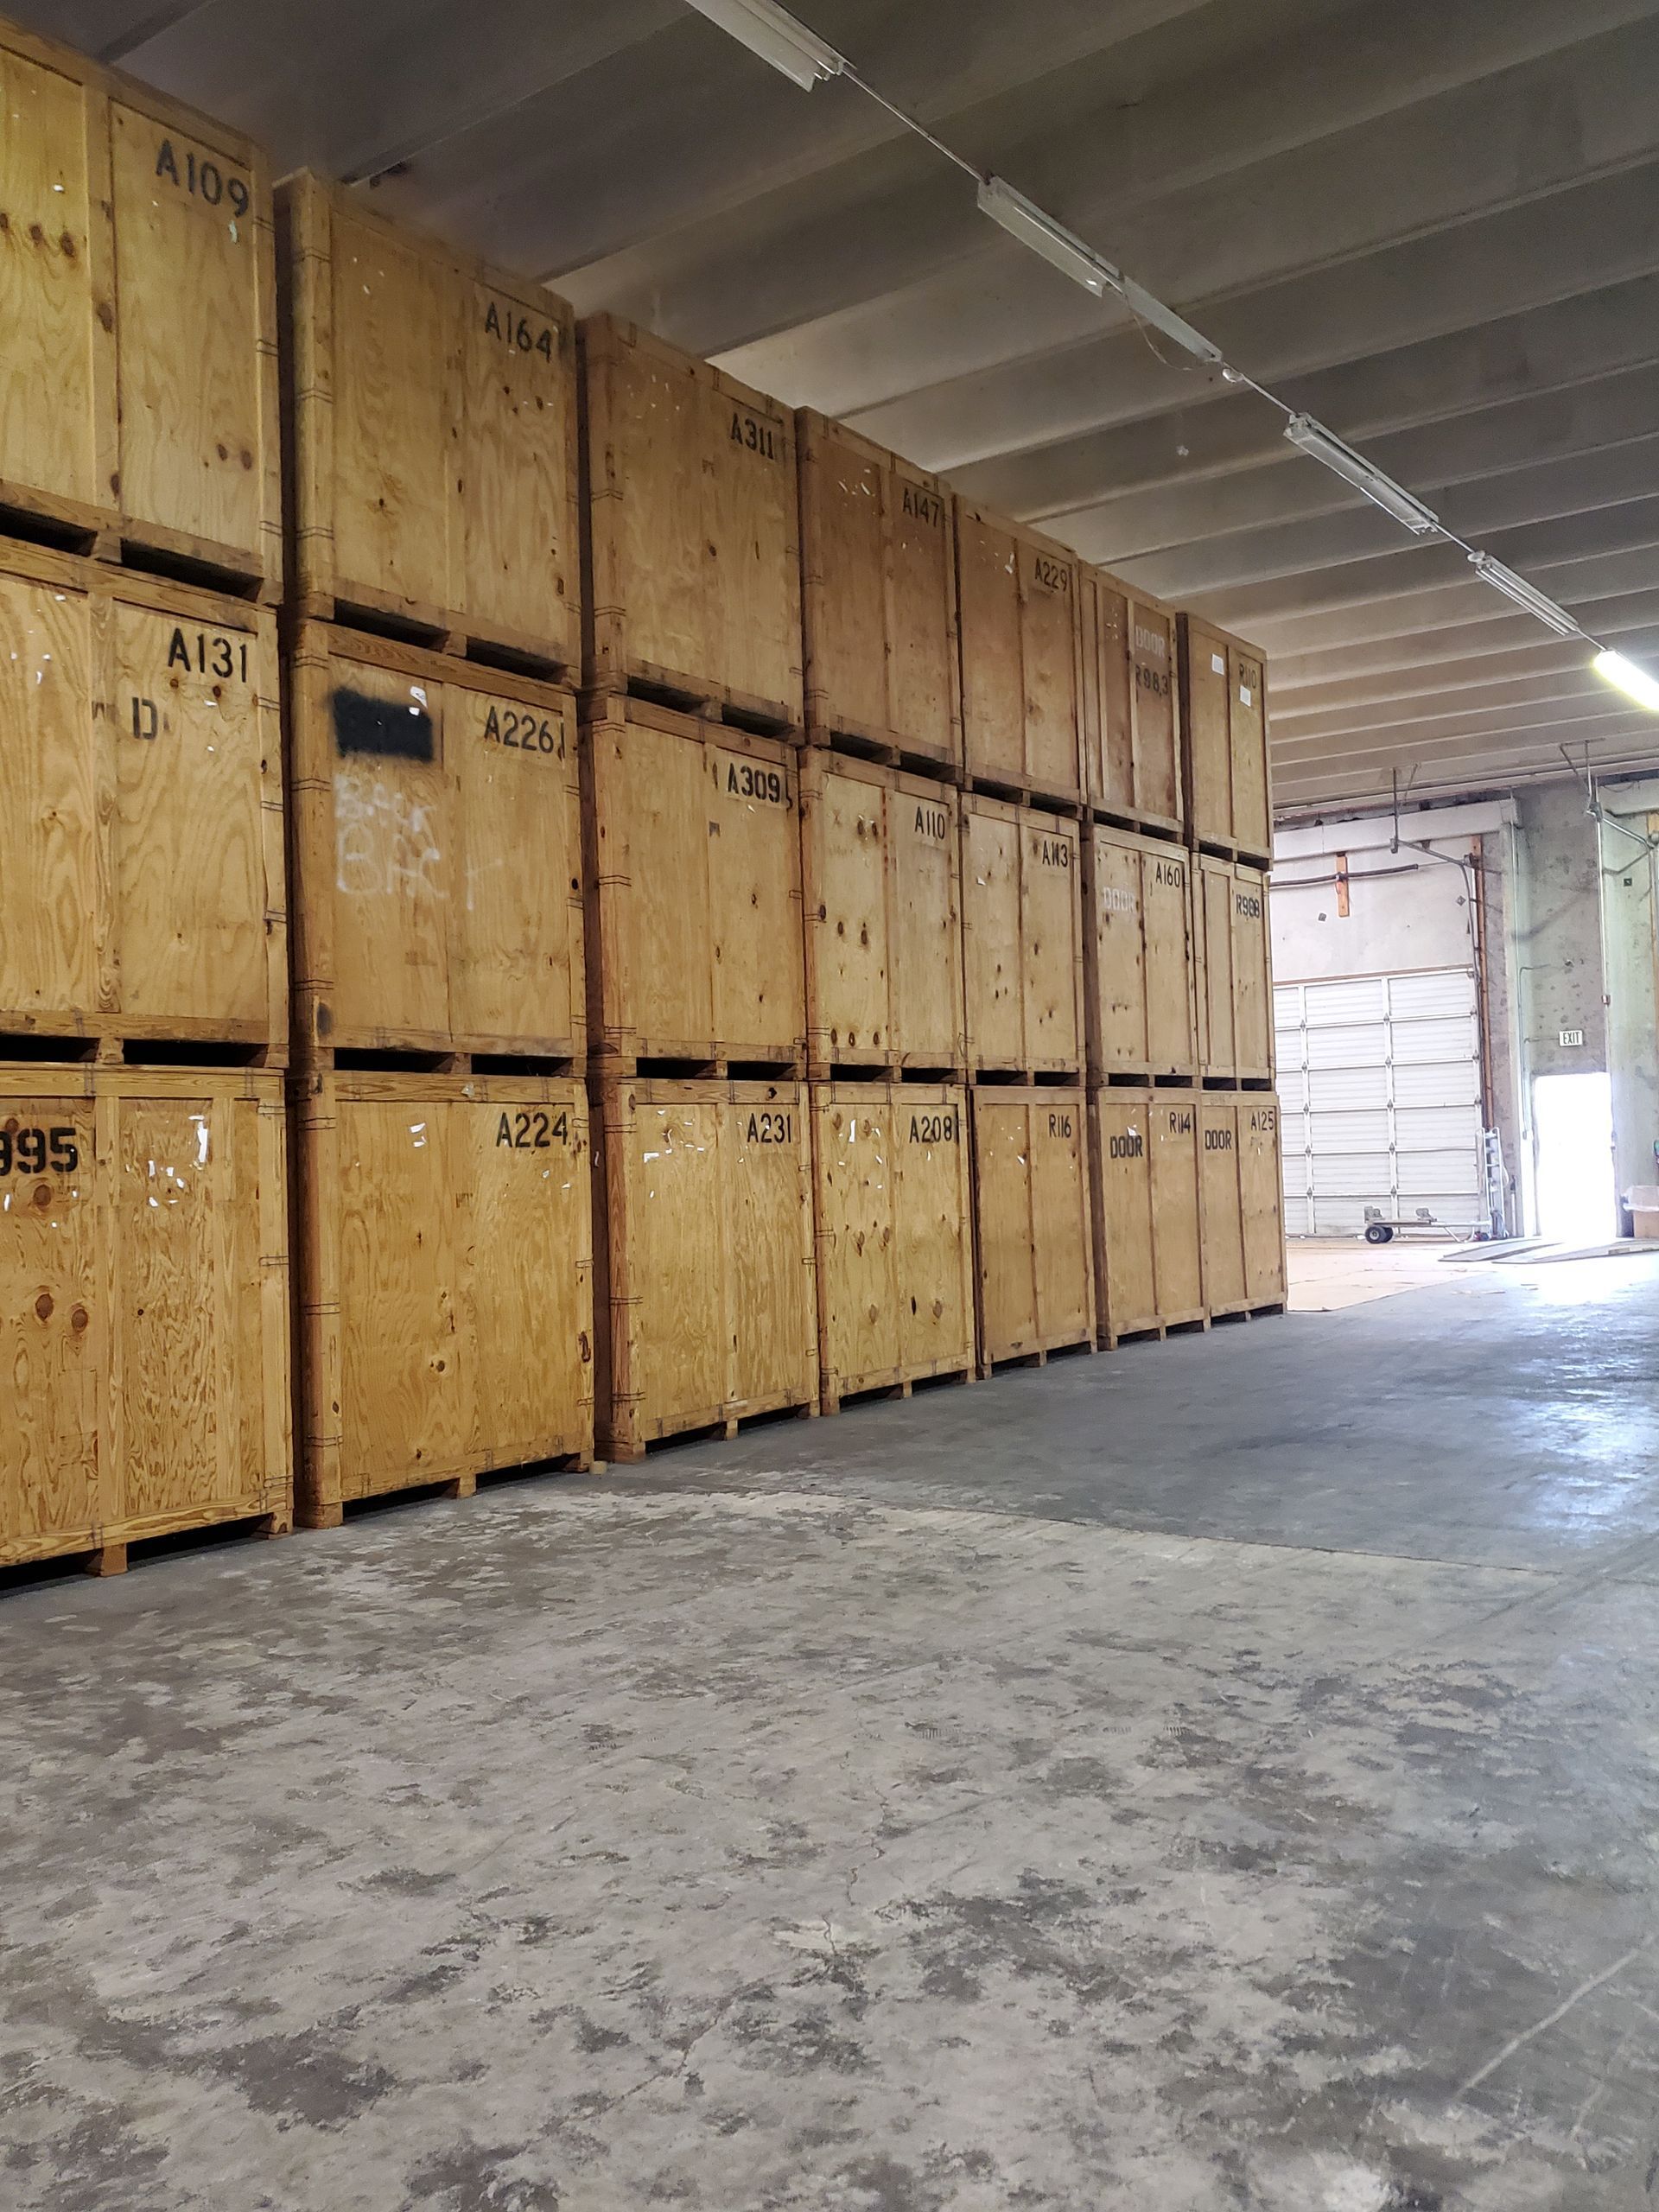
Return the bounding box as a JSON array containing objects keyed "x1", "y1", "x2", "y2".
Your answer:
[{"x1": 1559, "y1": 1028, "x2": 1585, "y2": 1047}]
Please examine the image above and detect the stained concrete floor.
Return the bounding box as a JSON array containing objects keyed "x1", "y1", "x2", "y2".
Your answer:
[{"x1": 2, "y1": 1257, "x2": 1657, "y2": 2212}]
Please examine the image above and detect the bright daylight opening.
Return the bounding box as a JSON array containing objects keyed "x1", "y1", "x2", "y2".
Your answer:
[{"x1": 1532, "y1": 1071, "x2": 1616, "y2": 1244}]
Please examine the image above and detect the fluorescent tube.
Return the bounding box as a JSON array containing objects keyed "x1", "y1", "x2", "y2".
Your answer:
[
  {"x1": 683, "y1": 0, "x2": 846, "y2": 88},
  {"x1": 1467, "y1": 552, "x2": 1580, "y2": 638},
  {"x1": 1592, "y1": 649, "x2": 1659, "y2": 712},
  {"x1": 1283, "y1": 415, "x2": 1440, "y2": 536}
]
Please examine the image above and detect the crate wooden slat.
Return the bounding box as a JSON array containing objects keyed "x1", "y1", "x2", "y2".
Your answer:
[
  {"x1": 1196, "y1": 855, "x2": 1274, "y2": 1084},
  {"x1": 0, "y1": 18, "x2": 281, "y2": 597},
  {"x1": 1177, "y1": 613, "x2": 1272, "y2": 864},
  {"x1": 594, "y1": 1077, "x2": 817, "y2": 1457},
  {"x1": 1089, "y1": 1086, "x2": 1206, "y2": 1345},
  {"x1": 0, "y1": 543, "x2": 284, "y2": 1058},
  {"x1": 961, "y1": 792, "x2": 1085, "y2": 1078},
  {"x1": 581, "y1": 315, "x2": 802, "y2": 731},
  {"x1": 798, "y1": 410, "x2": 960, "y2": 775},
  {"x1": 0, "y1": 1065, "x2": 289, "y2": 1570},
  {"x1": 1081, "y1": 570, "x2": 1183, "y2": 836},
  {"x1": 810, "y1": 1080, "x2": 975, "y2": 1414},
  {"x1": 955, "y1": 499, "x2": 1085, "y2": 808},
  {"x1": 583, "y1": 697, "x2": 805, "y2": 1074},
  {"x1": 286, "y1": 622, "x2": 583, "y2": 1063},
  {"x1": 800, "y1": 753, "x2": 964, "y2": 1078},
  {"x1": 970, "y1": 1085, "x2": 1095, "y2": 1370},
  {"x1": 292, "y1": 1066, "x2": 593, "y2": 1523},
  {"x1": 1084, "y1": 821, "x2": 1198, "y2": 1084},
  {"x1": 279, "y1": 173, "x2": 578, "y2": 673},
  {"x1": 1200, "y1": 1090, "x2": 1288, "y2": 1315}
]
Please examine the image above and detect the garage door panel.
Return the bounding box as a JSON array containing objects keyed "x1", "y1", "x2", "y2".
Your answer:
[
  {"x1": 1306, "y1": 1023, "x2": 1388, "y2": 1070},
  {"x1": 1394, "y1": 1060, "x2": 1479, "y2": 1109},
  {"x1": 1398, "y1": 1153, "x2": 1484, "y2": 1198},
  {"x1": 1309, "y1": 1108, "x2": 1389, "y2": 1151},
  {"x1": 1391, "y1": 1015, "x2": 1478, "y2": 1065},
  {"x1": 1304, "y1": 978, "x2": 1388, "y2": 1026},
  {"x1": 1389, "y1": 970, "x2": 1476, "y2": 1020},
  {"x1": 1310, "y1": 1153, "x2": 1392, "y2": 1198},
  {"x1": 1306, "y1": 1065, "x2": 1387, "y2": 1111},
  {"x1": 1395, "y1": 1103, "x2": 1482, "y2": 1154}
]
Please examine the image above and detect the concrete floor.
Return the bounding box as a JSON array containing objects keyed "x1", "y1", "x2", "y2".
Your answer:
[{"x1": 2, "y1": 1257, "x2": 1656, "y2": 2211}]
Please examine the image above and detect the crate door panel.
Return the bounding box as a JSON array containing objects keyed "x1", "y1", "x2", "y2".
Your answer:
[
  {"x1": 807, "y1": 433, "x2": 885, "y2": 734},
  {"x1": 1200, "y1": 861, "x2": 1236, "y2": 1074},
  {"x1": 0, "y1": 50, "x2": 98, "y2": 508},
  {"x1": 116, "y1": 602, "x2": 267, "y2": 1027},
  {"x1": 453, "y1": 686, "x2": 580, "y2": 1047},
  {"x1": 1151, "y1": 1098, "x2": 1204, "y2": 1319},
  {"x1": 1090, "y1": 582, "x2": 1133, "y2": 813},
  {"x1": 810, "y1": 769, "x2": 889, "y2": 1061},
  {"x1": 471, "y1": 1093, "x2": 591, "y2": 1459},
  {"x1": 1024, "y1": 820, "x2": 1081, "y2": 1071},
  {"x1": 1130, "y1": 604, "x2": 1179, "y2": 824},
  {"x1": 709, "y1": 745, "x2": 801, "y2": 1059},
  {"x1": 897, "y1": 1096, "x2": 972, "y2": 1371},
  {"x1": 1230, "y1": 646, "x2": 1270, "y2": 856},
  {"x1": 0, "y1": 1095, "x2": 99, "y2": 1554},
  {"x1": 1144, "y1": 846, "x2": 1197, "y2": 1075},
  {"x1": 976, "y1": 1100, "x2": 1038, "y2": 1359},
  {"x1": 337, "y1": 1096, "x2": 469, "y2": 1492},
  {"x1": 111, "y1": 106, "x2": 264, "y2": 556},
  {"x1": 115, "y1": 1094, "x2": 239, "y2": 1519},
  {"x1": 892, "y1": 789, "x2": 962, "y2": 1068},
  {"x1": 327, "y1": 656, "x2": 454, "y2": 1041},
  {"x1": 817, "y1": 1091, "x2": 897, "y2": 1390},
  {"x1": 1090, "y1": 831, "x2": 1147, "y2": 1072},
  {"x1": 887, "y1": 475, "x2": 955, "y2": 760},
  {"x1": 611, "y1": 346, "x2": 705, "y2": 683},
  {"x1": 1094, "y1": 1096, "x2": 1156, "y2": 1335},
  {"x1": 1232, "y1": 874, "x2": 1273, "y2": 1078},
  {"x1": 1186, "y1": 628, "x2": 1232, "y2": 844},
  {"x1": 330, "y1": 207, "x2": 452, "y2": 613},
  {"x1": 461, "y1": 285, "x2": 571, "y2": 653},
  {"x1": 631, "y1": 1096, "x2": 727, "y2": 1430},
  {"x1": 957, "y1": 515, "x2": 1024, "y2": 784},
  {"x1": 601, "y1": 718, "x2": 713, "y2": 1056},
  {"x1": 963, "y1": 810, "x2": 1022, "y2": 1067},
  {"x1": 1031, "y1": 1097, "x2": 1090, "y2": 1344},
  {"x1": 1242, "y1": 1097, "x2": 1287, "y2": 1301},
  {"x1": 712, "y1": 387, "x2": 796, "y2": 713},
  {"x1": 0, "y1": 574, "x2": 96, "y2": 1016},
  {"x1": 1020, "y1": 543, "x2": 1079, "y2": 798},
  {"x1": 1200, "y1": 1100, "x2": 1246, "y2": 1311},
  {"x1": 728, "y1": 1096, "x2": 811, "y2": 1412}
]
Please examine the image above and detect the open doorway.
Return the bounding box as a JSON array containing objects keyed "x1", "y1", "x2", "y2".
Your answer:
[{"x1": 1532, "y1": 1071, "x2": 1616, "y2": 1243}]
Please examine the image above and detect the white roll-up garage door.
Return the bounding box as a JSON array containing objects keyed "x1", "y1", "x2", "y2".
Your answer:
[{"x1": 1274, "y1": 969, "x2": 1485, "y2": 1236}]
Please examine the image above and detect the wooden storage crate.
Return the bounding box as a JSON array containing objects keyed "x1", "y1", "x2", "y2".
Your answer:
[
  {"x1": 1084, "y1": 822, "x2": 1198, "y2": 1083},
  {"x1": 800, "y1": 753, "x2": 965, "y2": 1077},
  {"x1": 1089, "y1": 1086, "x2": 1206, "y2": 1344},
  {"x1": 0, "y1": 18, "x2": 280, "y2": 596},
  {"x1": 1199, "y1": 1091, "x2": 1287, "y2": 1318},
  {"x1": 1177, "y1": 613, "x2": 1272, "y2": 863},
  {"x1": 0, "y1": 543, "x2": 284, "y2": 1058},
  {"x1": 286, "y1": 624, "x2": 583, "y2": 1063},
  {"x1": 583, "y1": 697, "x2": 805, "y2": 1074},
  {"x1": 810, "y1": 1080, "x2": 975, "y2": 1414},
  {"x1": 1196, "y1": 856, "x2": 1274, "y2": 1084},
  {"x1": 279, "y1": 173, "x2": 578, "y2": 673},
  {"x1": 961, "y1": 794, "x2": 1085, "y2": 1077},
  {"x1": 581, "y1": 315, "x2": 802, "y2": 731},
  {"x1": 955, "y1": 499, "x2": 1085, "y2": 807},
  {"x1": 1081, "y1": 570, "x2": 1183, "y2": 836},
  {"x1": 798, "y1": 410, "x2": 960, "y2": 774},
  {"x1": 970, "y1": 1085, "x2": 1095, "y2": 1370},
  {"x1": 0, "y1": 1065, "x2": 289, "y2": 1572},
  {"x1": 594, "y1": 1077, "x2": 817, "y2": 1457},
  {"x1": 292, "y1": 1066, "x2": 593, "y2": 1522}
]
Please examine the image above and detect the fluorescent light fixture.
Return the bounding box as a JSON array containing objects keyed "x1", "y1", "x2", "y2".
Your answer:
[
  {"x1": 1592, "y1": 648, "x2": 1659, "y2": 713},
  {"x1": 683, "y1": 0, "x2": 845, "y2": 88},
  {"x1": 1283, "y1": 414, "x2": 1440, "y2": 536},
  {"x1": 977, "y1": 176, "x2": 1223, "y2": 362},
  {"x1": 1467, "y1": 551, "x2": 1580, "y2": 638}
]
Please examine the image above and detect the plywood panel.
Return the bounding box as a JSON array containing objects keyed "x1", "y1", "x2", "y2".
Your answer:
[
  {"x1": 962, "y1": 795, "x2": 1084, "y2": 1077},
  {"x1": 1150, "y1": 1092, "x2": 1205, "y2": 1324},
  {"x1": 956, "y1": 500, "x2": 1084, "y2": 805},
  {"x1": 1089, "y1": 1088, "x2": 1158, "y2": 1344},
  {"x1": 1241, "y1": 1093, "x2": 1287, "y2": 1304},
  {"x1": 1199, "y1": 1094, "x2": 1248, "y2": 1315},
  {"x1": 972, "y1": 1087, "x2": 1093, "y2": 1365},
  {"x1": 1179, "y1": 614, "x2": 1235, "y2": 850},
  {"x1": 1084, "y1": 823, "x2": 1198, "y2": 1081}
]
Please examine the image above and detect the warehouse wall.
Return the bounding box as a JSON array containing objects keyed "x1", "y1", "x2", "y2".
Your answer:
[{"x1": 1597, "y1": 778, "x2": 1659, "y2": 1210}]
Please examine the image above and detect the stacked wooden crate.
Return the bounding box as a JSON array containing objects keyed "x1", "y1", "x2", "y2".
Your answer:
[
  {"x1": 1178, "y1": 612, "x2": 1285, "y2": 1325},
  {"x1": 953, "y1": 502, "x2": 1095, "y2": 1376},
  {"x1": 0, "y1": 22, "x2": 290, "y2": 1575},
  {"x1": 580, "y1": 320, "x2": 817, "y2": 1458},
  {"x1": 277, "y1": 175, "x2": 594, "y2": 1523}
]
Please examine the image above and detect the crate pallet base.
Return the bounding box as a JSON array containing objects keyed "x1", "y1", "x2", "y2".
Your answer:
[
  {"x1": 586, "y1": 663, "x2": 799, "y2": 742},
  {"x1": 1193, "y1": 833, "x2": 1274, "y2": 871},
  {"x1": 301, "y1": 1451, "x2": 594, "y2": 1529},
  {"x1": 1099, "y1": 1314, "x2": 1211, "y2": 1351},
  {"x1": 969, "y1": 1066, "x2": 1085, "y2": 1088},
  {"x1": 807, "y1": 719, "x2": 963, "y2": 785},
  {"x1": 605, "y1": 1401, "x2": 817, "y2": 1465},
  {"x1": 0, "y1": 481, "x2": 278, "y2": 606},
  {"x1": 978, "y1": 1338, "x2": 1096, "y2": 1381},
  {"x1": 290, "y1": 584, "x2": 572, "y2": 683},
  {"x1": 593, "y1": 1052, "x2": 808, "y2": 1083},
  {"x1": 1091, "y1": 1064, "x2": 1201, "y2": 1089},
  {"x1": 308, "y1": 1044, "x2": 583, "y2": 1079},
  {"x1": 808, "y1": 1058, "x2": 969, "y2": 1086},
  {"x1": 2, "y1": 1505, "x2": 289, "y2": 1582},
  {"x1": 1201, "y1": 1072, "x2": 1276, "y2": 1091},
  {"x1": 0, "y1": 1022, "x2": 282, "y2": 1071},
  {"x1": 1089, "y1": 802, "x2": 1185, "y2": 844},
  {"x1": 1210, "y1": 1300, "x2": 1288, "y2": 1325},
  {"x1": 968, "y1": 770, "x2": 1086, "y2": 818},
  {"x1": 822, "y1": 1364, "x2": 976, "y2": 1419}
]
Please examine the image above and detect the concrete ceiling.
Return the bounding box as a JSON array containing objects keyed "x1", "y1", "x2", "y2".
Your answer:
[{"x1": 28, "y1": 0, "x2": 1659, "y2": 817}]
